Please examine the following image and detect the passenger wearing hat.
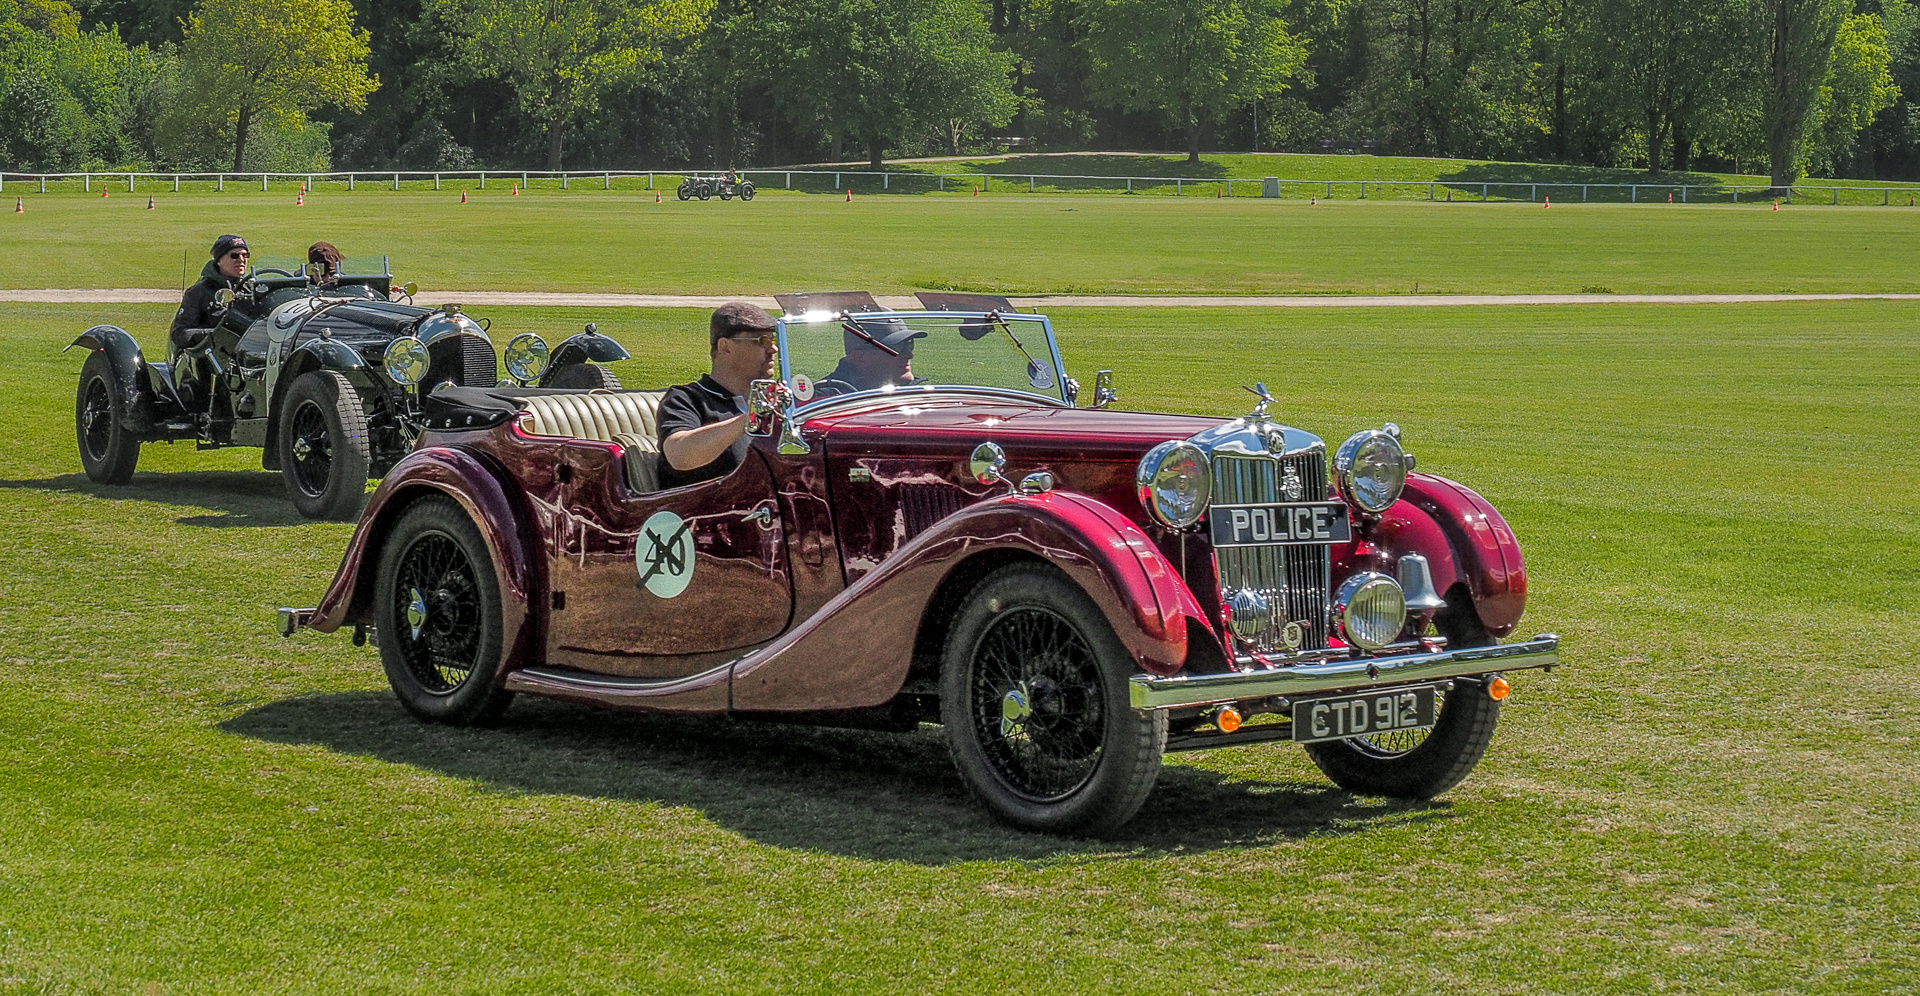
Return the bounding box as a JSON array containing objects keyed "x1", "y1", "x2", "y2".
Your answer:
[
  {"x1": 657, "y1": 302, "x2": 781, "y2": 490},
  {"x1": 813, "y1": 315, "x2": 926, "y2": 398},
  {"x1": 168, "y1": 234, "x2": 252, "y2": 359}
]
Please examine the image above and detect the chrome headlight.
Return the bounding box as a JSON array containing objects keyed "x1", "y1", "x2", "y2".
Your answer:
[
  {"x1": 1136, "y1": 440, "x2": 1211, "y2": 528},
  {"x1": 503, "y1": 333, "x2": 551, "y2": 383},
  {"x1": 1334, "y1": 427, "x2": 1408, "y2": 513},
  {"x1": 382, "y1": 336, "x2": 429, "y2": 387},
  {"x1": 1334, "y1": 572, "x2": 1407, "y2": 650}
]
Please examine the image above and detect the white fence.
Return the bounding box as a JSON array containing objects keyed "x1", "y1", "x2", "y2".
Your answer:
[{"x1": 3, "y1": 168, "x2": 1917, "y2": 205}]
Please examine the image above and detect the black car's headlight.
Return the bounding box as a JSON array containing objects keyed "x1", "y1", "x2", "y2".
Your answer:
[
  {"x1": 503, "y1": 333, "x2": 551, "y2": 383},
  {"x1": 383, "y1": 336, "x2": 428, "y2": 386},
  {"x1": 1334, "y1": 426, "x2": 1408, "y2": 513},
  {"x1": 1136, "y1": 440, "x2": 1211, "y2": 528}
]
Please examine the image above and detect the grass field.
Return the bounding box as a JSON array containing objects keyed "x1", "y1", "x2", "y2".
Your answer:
[
  {"x1": 2, "y1": 300, "x2": 1916, "y2": 993},
  {"x1": 5, "y1": 192, "x2": 1920, "y2": 297}
]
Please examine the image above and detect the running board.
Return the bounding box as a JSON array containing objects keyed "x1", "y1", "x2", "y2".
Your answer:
[{"x1": 503, "y1": 664, "x2": 730, "y2": 714}]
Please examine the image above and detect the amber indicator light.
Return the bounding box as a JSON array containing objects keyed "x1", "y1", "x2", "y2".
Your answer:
[
  {"x1": 1216, "y1": 705, "x2": 1244, "y2": 733},
  {"x1": 1487, "y1": 676, "x2": 1511, "y2": 701}
]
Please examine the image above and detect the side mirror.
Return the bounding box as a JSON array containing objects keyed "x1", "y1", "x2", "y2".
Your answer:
[
  {"x1": 213, "y1": 288, "x2": 235, "y2": 307},
  {"x1": 970, "y1": 441, "x2": 1009, "y2": 488},
  {"x1": 401, "y1": 281, "x2": 418, "y2": 297},
  {"x1": 584, "y1": 322, "x2": 598, "y2": 335},
  {"x1": 1092, "y1": 369, "x2": 1117, "y2": 408},
  {"x1": 305, "y1": 261, "x2": 326, "y2": 281},
  {"x1": 746, "y1": 378, "x2": 791, "y2": 437}
]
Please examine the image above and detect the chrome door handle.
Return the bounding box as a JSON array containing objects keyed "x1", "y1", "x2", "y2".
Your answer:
[{"x1": 740, "y1": 504, "x2": 774, "y2": 527}]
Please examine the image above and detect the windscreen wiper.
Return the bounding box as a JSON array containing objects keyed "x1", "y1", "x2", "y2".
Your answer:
[
  {"x1": 991, "y1": 311, "x2": 1043, "y2": 371},
  {"x1": 839, "y1": 315, "x2": 901, "y2": 357}
]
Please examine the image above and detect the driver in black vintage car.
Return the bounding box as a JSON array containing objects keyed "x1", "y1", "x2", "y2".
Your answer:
[{"x1": 169, "y1": 234, "x2": 251, "y2": 362}]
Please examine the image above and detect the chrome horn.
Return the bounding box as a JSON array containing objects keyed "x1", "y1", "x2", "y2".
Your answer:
[{"x1": 1397, "y1": 553, "x2": 1449, "y2": 614}]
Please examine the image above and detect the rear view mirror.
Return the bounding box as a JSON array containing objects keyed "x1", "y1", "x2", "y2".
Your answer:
[
  {"x1": 214, "y1": 288, "x2": 235, "y2": 306},
  {"x1": 746, "y1": 378, "x2": 791, "y2": 437}
]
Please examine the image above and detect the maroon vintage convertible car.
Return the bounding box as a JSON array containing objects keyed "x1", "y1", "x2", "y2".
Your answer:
[{"x1": 282, "y1": 291, "x2": 1558, "y2": 834}]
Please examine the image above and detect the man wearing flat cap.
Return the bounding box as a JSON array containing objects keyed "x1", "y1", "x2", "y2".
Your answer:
[
  {"x1": 814, "y1": 315, "x2": 926, "y2": 398},
  {"x1": 657, "y1": 302, "x2": 781, "y2": 490},
  {"x1": 168, "y1": 234, "x2": 251, "y2": 362}
]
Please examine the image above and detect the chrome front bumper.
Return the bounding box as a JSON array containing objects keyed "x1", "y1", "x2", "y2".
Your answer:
[{"x1": 1130, "y1": 634, "x2": 1560, "y2": 710}]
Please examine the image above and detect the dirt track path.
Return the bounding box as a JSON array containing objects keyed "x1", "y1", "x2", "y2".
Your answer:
[{"x1": 7, "y1": 289, "x2": 1920, "y2": 308}]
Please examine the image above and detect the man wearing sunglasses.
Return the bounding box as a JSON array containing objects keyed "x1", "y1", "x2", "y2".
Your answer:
[
  {"x1": 657, "y1": 302, "x2": 780, "y2": 490},
  {"x1": 168, "y1": 234, "x2": 253, "y2": 360}
]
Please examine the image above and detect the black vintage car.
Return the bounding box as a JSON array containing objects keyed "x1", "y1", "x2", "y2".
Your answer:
[{"x1": 68, "y1": 255, "x2": 628, "y2": 520}]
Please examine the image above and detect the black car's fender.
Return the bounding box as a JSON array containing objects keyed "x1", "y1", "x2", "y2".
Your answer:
[
  {"x1": 540, "y1": 331, "x2": 630, "y2": 385},
  {"x1": 65, "y1": 325, "x2": 165, "y2": 434},
  {"x1": 265, "y1": 338, "x2": 371, "y2": 449}
]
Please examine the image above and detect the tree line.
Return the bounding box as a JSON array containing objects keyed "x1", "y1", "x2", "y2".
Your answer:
[{"x1": 2, "y1": 0, "x2": 1914, "y2": 185}]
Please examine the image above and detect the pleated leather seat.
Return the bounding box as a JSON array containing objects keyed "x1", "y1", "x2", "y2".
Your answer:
[{"x1": 518, "y1": 391, "x2": 668, "y2": 493}]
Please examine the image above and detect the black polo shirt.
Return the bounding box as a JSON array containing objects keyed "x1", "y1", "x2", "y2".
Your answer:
[{"x1": 656, "y1": 374, "x2": 749, "y2": 490}]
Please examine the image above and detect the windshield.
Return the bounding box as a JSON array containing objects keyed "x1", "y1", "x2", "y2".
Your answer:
[
  {"x1": 778, "y1": 310, "x2": 1069, "y2": 409},
  {"x1": 249, "y1": 255, "x2": 391, "y2": 280}
]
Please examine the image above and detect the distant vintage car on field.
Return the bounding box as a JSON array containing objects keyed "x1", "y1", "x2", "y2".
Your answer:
[
  {"x1": 282, "y1": 291, "x2": 1558, "y2": 834},
  {"x1": 67, "y1": 254, "x2": 628, "y2": 520},
  {"x1": 675, "y1": 174, "x2": 755, "y2": 201}
]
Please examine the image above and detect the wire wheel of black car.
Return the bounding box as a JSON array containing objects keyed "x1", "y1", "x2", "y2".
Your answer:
[
  {"x1": 941, "y1": 563, "x2": 1166, "y2": 835},
  {"x1": 75, "y1": 350, "x2": 140, "y2": 484},
  {"x1": 374, "y1": 496, "x2": 514, "y2": 725},
  {"x1": 1302, "y1": 592, "x2": 1502, "y2": 799},
  {"x1": 542, "y1": 362, "x2": 622, "y2": 391},
  {"x1": 676, "y1": 180, "x2": 693, "y2": 201},
  {"x1": 696, "y1": 180, "x2": 713, "y2": 201},
  {"x1": 718, "y1": 183, "x2": 734, "y2": 200},
  {"x1": 738, "y1": 182, "x2": 755, "y2": 201},
  {"x1": 278, "y1": 370, "x2": 370, "y2": 521}
]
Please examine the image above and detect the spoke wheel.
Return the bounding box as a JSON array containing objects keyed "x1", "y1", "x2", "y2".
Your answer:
[
  {"x1": 277, "y1": 370, "x2": 370, "y2": 520},
  {"x1": 74, "y1": 350, "x2": 140, "y2": 484},
  {"x1": 941, "y1": 563, "x2": 1165, "y2": 835},
  {"x1": 1302, "y1": 590, "x2": 1502, "y2": 798},
  {"x1": 375, "y1": 496, "x2": 513, "y2": 725}
]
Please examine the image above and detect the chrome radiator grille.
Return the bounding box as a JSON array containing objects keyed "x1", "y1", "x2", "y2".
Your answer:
[{"x1": 1211, "y1": 452, "x2": 1331, "y2": 652}]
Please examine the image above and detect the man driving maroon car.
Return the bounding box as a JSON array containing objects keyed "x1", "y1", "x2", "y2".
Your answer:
[{"x1": 657, "y1": 302, "x2": 780, "y2": 490}]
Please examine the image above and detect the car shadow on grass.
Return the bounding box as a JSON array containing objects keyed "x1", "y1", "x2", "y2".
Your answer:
[
  {"x1": 0, "y1": 470, "x2": 310, "y2": 527},
  {"x1": 222, "y1": 690, "x2": 1453, "y2": 864}
]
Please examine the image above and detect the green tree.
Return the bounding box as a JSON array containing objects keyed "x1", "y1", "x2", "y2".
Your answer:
[
  {"x1": 1756, "y1": 0, "x2": 1848, "y2": 185},
  {"x1": 1809, "y1": 10, "x2": 1900, "y2": 172},
  {"x1": 441, "y1": 0, "x2": 709, "y2": 170},
  {"x1": 1584, "y1": 0, "x2": 1747, "y2": 172},
  {"x1": 737, "y1": 0, "x2": 1017, "y2": 168},
  {"x1": 176, "y1": 0, "x2": 378, "y2": 170},
  {"x1": 1081, "y1": 0, "x2": 1307, "y2": 162}
]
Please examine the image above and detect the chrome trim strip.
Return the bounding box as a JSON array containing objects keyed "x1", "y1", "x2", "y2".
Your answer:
[
  {"x1": 506, "y1": 664, "x2": 731, "y2": 695},
  {"x1": 1129, "y1": 635, "x2": 1560, "y2": 709}
]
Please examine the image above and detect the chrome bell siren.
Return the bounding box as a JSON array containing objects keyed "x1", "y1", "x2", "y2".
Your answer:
[{"x1": 1397, "y1": 553, "x2": 1449, "y2": 613}]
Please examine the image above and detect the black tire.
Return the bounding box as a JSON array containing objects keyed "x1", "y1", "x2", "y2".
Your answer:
[
  {"x1": 278, "y1": 370, "x2": 371, "y2": 521},
  {"x1": 739, "y1": 182, "x2": 755, "y2": 201},
  {"x1": 940, "y1": 563, "x2": 1166, "y2": 835},
  {"x1": 543, "y1": 363, "x2": 622, "y2": 391},
  {"x1": 696, "y1": 181, "x2": 712, "y2": 201},
  {"x1": 75, "y1": 350, "x2": 140, "y2": 484},
  {"x1": 676, "y1": 180, "x2": 693, "y2": 201},
  {"x1": 374, "y1": 496, "x2": 514, "y2": 725},
  {"x1": 718, "y1": 184, "x2": 734, "y2": 200},
  {"x1": 1302, "y1": 594, "x2": 1501, "y2": 798}
]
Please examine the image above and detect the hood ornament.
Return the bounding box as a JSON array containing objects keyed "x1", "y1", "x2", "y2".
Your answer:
[{"x1": 1243, "y1": 382, "x2": 1278, "y2": 420}]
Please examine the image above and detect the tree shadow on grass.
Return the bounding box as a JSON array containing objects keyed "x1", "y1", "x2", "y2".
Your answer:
[
  {"x1": 222, "y1": 691, "x2": 1453, "y2": 865},
  {"x1": 0, "y1": 470, "x2": 309, "y2": 528},
  {"x1": 978, "y1": 154, "x2": 1228, "y2": 180}
]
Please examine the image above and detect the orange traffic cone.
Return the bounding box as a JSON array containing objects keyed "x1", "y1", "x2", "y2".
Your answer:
[
  {"x1": 1310, "y1": 195, "x2": 1316, "y2": 205},
  {"x1": 1667, "y1": 192, "x2": 1673, "y2": 204},
  {"x1": 460, "y1": 189, "x2": 468, "y2": 203},
  {"x1": 1544, "y1": 195, "x2": 1551, "y2": 208},
  {"x1": 296, "y1": 191, "x2": 304, "y2": 207},
  {"x1": 845, "y1": 188, "x2": 852, "y2": 202},
  {"x1": 655, "y1": 191, "x2": 661, "y2": 203},
  {"x1": 101, "y1": 188, "x2": 109, "y2": 198},
  {"x1": 13, "y1": 197, "x2": 21, "y2": 214},
  {"x1": 1215, "y1": 186, "x2": 1222, "y2": 199},
  {"x1": 511, "y1": 184, "x2": 520, "y2": 196},
  {"x1": 146, "y1": 196, "x2": 155, "y2": 210},
  {"x1": 972, "y1": 185, "x2": 979, "y2": 197},
  {"x1": 1772, "y1": 199, "x2": 1778, "y2": 211}
]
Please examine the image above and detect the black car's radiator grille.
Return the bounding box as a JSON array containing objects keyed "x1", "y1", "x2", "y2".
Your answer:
[
  {"x1": 899, "y1": 484, "x2": 970, "y2": 540},
  {"x1": 1210, "y1": 452, "x2": 1331, "y2": 652},
  {"x1": 458, "y1": 334, "x2": 498, "y2": 387}
]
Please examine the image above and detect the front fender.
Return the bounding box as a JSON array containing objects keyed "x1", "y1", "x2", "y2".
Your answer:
[
  {"x1": 290, "y1": 338, "x2": 368, "y2": 374},
  {"x1": 305, "y1": 446, "x2": 543, "y2": 670},
  {"x1": 729, "y1": 491, "x2": 1203, "y2": 713},
  {"x1": 66, "y1": 325, "x2": 161, "y2": 432},
  {"x1": 541, "y1": 331, "x2": 631, "y2": 383},
  {"x1": 1373, "y1": 473, "x2": 1527, "y2": 637}
]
